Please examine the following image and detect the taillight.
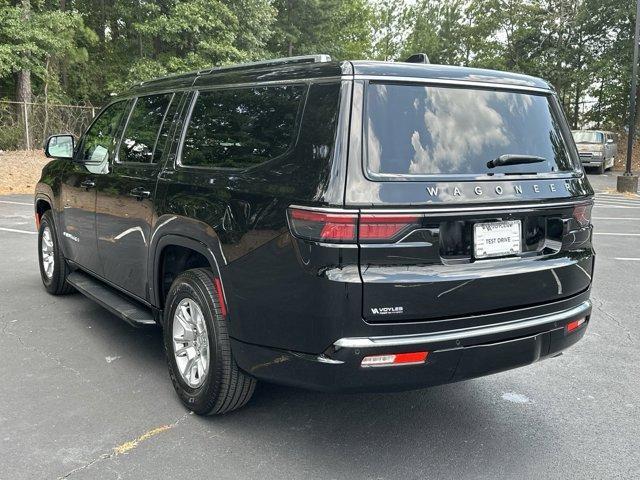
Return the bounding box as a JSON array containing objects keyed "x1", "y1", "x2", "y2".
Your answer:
[
  {"x1": 359, "y1": 214, "x2": 420, "y2": 242},
  {"x1": 573, "y1": 204, "x2": 592, "y2": 227},
  {"x1": 287, "y1": 208, "x2": 358, "y2": 243},
  {"x1": 287, "y1": 207, "x2": 421, "y2": 244}
]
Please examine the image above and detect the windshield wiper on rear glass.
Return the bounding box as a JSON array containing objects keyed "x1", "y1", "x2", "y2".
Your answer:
[{"x1": 487, "y1": 154, "x2": 546, "y2": 169}]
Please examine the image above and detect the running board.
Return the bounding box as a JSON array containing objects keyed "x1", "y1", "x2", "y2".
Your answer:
[{"x1": 67, "y1": 271, "x2": 156, "y2": 327}]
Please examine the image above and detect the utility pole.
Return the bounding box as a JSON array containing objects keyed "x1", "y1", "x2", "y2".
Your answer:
[{"x1": 618, "y1": 0, "x2": 640, "y2": 193}]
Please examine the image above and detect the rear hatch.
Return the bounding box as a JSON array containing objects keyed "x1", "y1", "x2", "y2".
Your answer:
[{"x1": 348, "y1": 80, "x2": 594, "y2": 323}]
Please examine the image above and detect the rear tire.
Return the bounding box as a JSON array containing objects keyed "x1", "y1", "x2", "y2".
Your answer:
[
  {"x1": 164, "y1": 268, "x2": 256, "y2": 415},
  {"x1": 38, "y1": 210, "x2": 74, "y2": 295}
]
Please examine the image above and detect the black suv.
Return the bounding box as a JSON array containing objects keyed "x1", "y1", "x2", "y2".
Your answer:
[{"x1": 35, "y1": 55, "x2": 594, "y2": 415}]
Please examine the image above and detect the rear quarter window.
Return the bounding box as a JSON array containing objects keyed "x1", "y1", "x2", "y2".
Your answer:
[
  {"x1": 180, "y1": 84, "x2": 305, "y2": 169},
  {"x1": 365, "y1": 82, "x2": 577, "y2": 179}
]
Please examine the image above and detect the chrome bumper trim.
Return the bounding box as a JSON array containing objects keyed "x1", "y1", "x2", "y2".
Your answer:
[{"x1": 333, "y1": 300, "x2": 591, "y2": 349}]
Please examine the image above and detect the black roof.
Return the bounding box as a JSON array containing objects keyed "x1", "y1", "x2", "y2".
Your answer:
[{"x1": 125, "y1": 57, "x2": 552, "y2": 97}]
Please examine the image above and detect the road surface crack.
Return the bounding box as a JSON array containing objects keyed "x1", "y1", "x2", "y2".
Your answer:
[
  {"x1": 592, "y1": 296, "x2": 635, "y2": 344},
  {"x1": 57, "y1": 413, "x2": 190, "y2": 479},
  {"x1": 1, "y1": 310, "x2": 92, "y2": 384}
]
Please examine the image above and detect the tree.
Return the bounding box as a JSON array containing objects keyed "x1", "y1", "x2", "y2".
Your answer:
[
  {"x1": 401, "y1": 0, "x2": 469, "y2": 65},
  {"x1": 268, "y1": 0, "x2": 373, "y2": 60},
  {"x1": 371, "y1": 0, "x2": 407, "y2": 61}
]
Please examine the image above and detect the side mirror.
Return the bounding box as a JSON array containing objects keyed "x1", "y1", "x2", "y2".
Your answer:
[
  {"x1": 607, "y1": 138, "x2": 614, "y2": 144},
  {"x1": 45, "y1": 134, "x2": 74, "y2": 159}
]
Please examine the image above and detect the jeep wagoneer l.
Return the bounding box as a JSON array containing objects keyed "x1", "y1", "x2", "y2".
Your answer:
[{"x1": 35, "y1": 55, "x2": 594, "y2": 415}]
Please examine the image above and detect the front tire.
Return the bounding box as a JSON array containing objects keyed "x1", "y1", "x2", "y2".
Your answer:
[
  {"x1": 164, "y1": 268, "x2": 256, "y2": 415},
  {"x1": 38, "y1": 210, "x2": 74, "y2": 295}
]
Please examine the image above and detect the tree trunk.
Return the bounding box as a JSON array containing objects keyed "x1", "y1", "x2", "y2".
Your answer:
[
  {"x1": 573, "y1": 81, "x2": 580, "y2": 129},
  {"x1": 43, "y1": 57, "x2": 51, "y2": 142},
  {"x1": 16, "y1": 0, "x2": 32, "y2": 149},
  {"x1": 16, "y1": 0, "x2": 31, "y2": 105}
]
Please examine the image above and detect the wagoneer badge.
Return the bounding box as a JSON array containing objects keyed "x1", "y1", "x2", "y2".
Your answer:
[{"x1": 425, "y1": 182, "x2": 566, "y2": 198}]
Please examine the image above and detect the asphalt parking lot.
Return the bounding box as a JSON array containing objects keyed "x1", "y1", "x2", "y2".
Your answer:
[{"x1": 1, "y1": 173, "x2": 639, "y2": 479}]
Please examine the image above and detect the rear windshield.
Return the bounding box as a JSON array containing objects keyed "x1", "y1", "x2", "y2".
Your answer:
[
  {"x1": 365, "y1": 83, "x2": 576, "y2": 177},
  {"x1": 572, "y1": 131, "x2": 604, "y2": 144}
]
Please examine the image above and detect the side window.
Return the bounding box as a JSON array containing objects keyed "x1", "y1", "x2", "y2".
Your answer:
[
  {"x1": 181, "y1": 85, "x2": 305, "y2": 169},
  {"x1": 81, "y1": 101, "x2": 128, "y2": 164},
  {"x1": 119, "y1": 93, "x2": 174, "y2": 164},
  {"x1": 152, "y1": 93, "x2": 182, "y2": 164}
]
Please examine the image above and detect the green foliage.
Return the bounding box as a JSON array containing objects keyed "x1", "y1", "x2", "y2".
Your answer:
[
  {"x1": 268, "y1": 0, "x2": 373, "y2": 59},
  {"x1": 0, "y1": 124, "x2": 24, "y2": 150},
  {"x1": 0, "y1": 0, "x2": 95, "y2": 96},
  {"x1": 0, "y1": 0, "x2": 637, "y2": 130}
]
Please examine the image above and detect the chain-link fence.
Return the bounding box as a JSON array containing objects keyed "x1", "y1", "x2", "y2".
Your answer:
[{"x1": 0, "y1": 99, "x2": 98, "y2": 151}]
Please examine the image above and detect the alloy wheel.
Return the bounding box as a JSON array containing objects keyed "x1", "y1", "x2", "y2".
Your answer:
[
  {"x1": 41, "y1": 226, "x2": 55, "y2": 279},
  {"x1": 172, "y1": 298, "x2": 210, "y2": 388}
]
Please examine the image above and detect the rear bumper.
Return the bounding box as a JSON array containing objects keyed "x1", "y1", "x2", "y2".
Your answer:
[
  {"x1": 580, "y1": 156, "x2": 604, "y2": 166},
  {"x1": 232, "y1": 300, "x2": 591, "y2": 392}
]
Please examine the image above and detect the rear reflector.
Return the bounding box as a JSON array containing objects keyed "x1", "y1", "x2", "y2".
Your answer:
[
  {"x1": 35, "y1": 213, "x2": 40, "y2": 230},
  {"x1": 361, "y1": 351, "x2": 429, "y2": 368},
  {"x1": 213, "y1": 277, "x2": 227, "y2": 318},
  {"x1": 287, "y1": 208, "x2": 357, "y2": 243},
  {"x1": 566, "y1": 317, "x2": 586, "y2": 333}
]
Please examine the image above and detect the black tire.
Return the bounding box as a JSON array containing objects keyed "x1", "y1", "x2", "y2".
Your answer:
[
  {"x1": 38, "y1": 210, "x2": 75, "y2": 295},
  {"x1": 163, "y1": 268, "x2": 256, "y2": 415}
]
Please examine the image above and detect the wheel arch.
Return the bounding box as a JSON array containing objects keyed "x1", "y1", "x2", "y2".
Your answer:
[
  {"x1": 151, "y1": 233, "x2": 226, "y2": 314},
  {"x1": 34, "y1": 193, "x2": 54, "y2": 227}
]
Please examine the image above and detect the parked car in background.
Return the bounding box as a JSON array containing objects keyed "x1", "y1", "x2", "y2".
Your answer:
[
  {"x1": 572, "y1": 130, "x2": 617, "y2": 174},
  {"x1": 35, "y1": 55, "x2": 594, "y2": 415}
]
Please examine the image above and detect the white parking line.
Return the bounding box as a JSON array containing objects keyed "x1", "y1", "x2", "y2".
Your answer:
[
  {"x1": 0, "y1": 200, "x2": 33, "y2": 206},
  {"x1": 593, "y1": 232, "x2": 640, "y2": 236},
  {"x1": 592, "y1": 217, "x2": 640, "y2": 220},
  {"x1": 593, "y1": 205, "x2": 640, "y2": 209},
  {"x1": 595, "y1": 201, "x2": 640, "y2": 207},
  {"x1": 595, "y1": 196, "x2": 640, "y2": 201},
  {"x1": 614, "y1": 257, "x2": 640, "y2": 261},
  {"x1": 0, "y1": 226, "x2": 37, "y2": 235}
]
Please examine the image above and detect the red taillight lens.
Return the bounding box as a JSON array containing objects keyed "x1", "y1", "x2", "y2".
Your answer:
[
  {"x1": 359, "y1": 214, "x2": 420, "y2": 242},
  {"x1": 287, "y1": 208, "x2": 358, "y2": 243},
  {"x1": 573, "y1": 204, "x2": 592, "y2": 227},
  {"x1": 566, "y1": 317, "x2": 586, "y2": 333},
  {"x1": 288, "y1": 207, "x2": 422, "y2": 244}
]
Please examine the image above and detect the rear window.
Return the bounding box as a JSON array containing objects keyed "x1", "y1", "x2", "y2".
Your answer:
[
  {"x1": 573, "y1": 131, "x2": 604, "y2": 143},
  {"x1": 365, "y1": 83, "x2": 576, "y2": 178},
  {"x1": 181, "y1": 85, "x2": 305, "y2": 169}
]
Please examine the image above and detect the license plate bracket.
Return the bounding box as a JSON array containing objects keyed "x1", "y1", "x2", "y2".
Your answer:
[{"x1": 473, "y1": 220, "x2": 522, "y2": 259}]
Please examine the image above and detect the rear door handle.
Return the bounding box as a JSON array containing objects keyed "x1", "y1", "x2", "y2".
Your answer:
[
  {"x1": 80, "y1": 179, "x2": 95, "y2": 189},
  {"x1": 129, "y1": 186, "x2": 151, "y2": 200}
]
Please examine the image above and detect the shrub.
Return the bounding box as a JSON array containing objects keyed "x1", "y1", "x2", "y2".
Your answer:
[{"x1": 0, "y1": 124, "x2": 25, "y2": 150}]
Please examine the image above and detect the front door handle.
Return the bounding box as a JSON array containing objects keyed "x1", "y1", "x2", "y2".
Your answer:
[
  {"x1": 80, "y1": 179, "x2": 95, "y2": 189},
  {"x1": 129, "y1": 187, "x2": 151, "y2": 200}
]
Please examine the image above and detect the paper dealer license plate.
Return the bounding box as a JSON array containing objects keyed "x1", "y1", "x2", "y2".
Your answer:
[{"x1": 473, "y1": 220, "x2": 521, "y2": 259}]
